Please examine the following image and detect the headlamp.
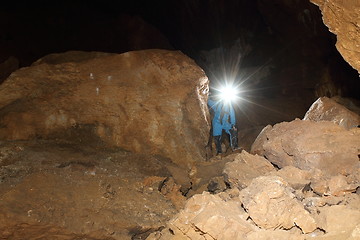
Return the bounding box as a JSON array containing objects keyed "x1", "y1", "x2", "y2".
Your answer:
[{"x1": 218, "y1": 84, "x2": 239, "y2": 103}]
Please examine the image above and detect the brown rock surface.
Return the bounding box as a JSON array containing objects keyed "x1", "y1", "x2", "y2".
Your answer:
[
  {"x1": 310, "y1": 173, "x2": 358, "y2": 196},
  {"x1": 149, "y1": 192, "x2": 256, "y2": 240},
  {"x1": 317, "y1": 205, "x2": 360, "y2": 237},
  {"x1": 304, "y1": 96, "x2": 360, "y2": 129},
  {"x1": 247, "y1": 230, "x2": 305, "y2": 240},
  {"x1": 250, "y1": 119, "x2": 360, "y2": 176},
  {"x1": 223, "y1": 150, "x2": 275, "y2": 190},
  {"x1": 311, "y1": 0, "x2": 360, "y2": 74},
  {"x1": 0, "y1": 50, "x2": 210, "y2": 166},
  {"x1": 250, "y1": 124, "x2": 272, "y2": 155},
  {"x1": 239, "y1": 176, "x2": 317, "y2": 233},
  {"x1": 0, "y1": 140, "x2": 181, "y2": 240},
  {"x1": 271, "y1": 166, "x2": 312, "y2": 190}
]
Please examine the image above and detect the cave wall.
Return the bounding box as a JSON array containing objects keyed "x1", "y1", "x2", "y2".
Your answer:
[{"x1": 311, "y1": 0, "x2": 360, "y2": 75}]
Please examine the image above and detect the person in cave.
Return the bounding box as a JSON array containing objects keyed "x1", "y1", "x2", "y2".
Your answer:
[{"x1": 208, "y1": 94, "x2": 239, "y2": 155}]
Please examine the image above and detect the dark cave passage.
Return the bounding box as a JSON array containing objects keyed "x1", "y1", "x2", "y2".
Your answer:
[{"x1": 0, "y1": 0, "x2": 359, "y2": 101}]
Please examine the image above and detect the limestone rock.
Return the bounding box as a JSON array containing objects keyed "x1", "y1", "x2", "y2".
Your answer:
[
  {"x1": 304, "y1": 97, "x2": 360, "y2": 130},
  {"x1": 311, "y1": 174, "x2": 358, "y2": 196},
  {"x1": 327, "y1": 175, "x2": 358, "y2": 196},
  {"x1": 247, "y1": 229, "x2": 305, "y2": 240},
  {"x1": 317, "y1": 205, "x2": 360, "y2": 235},
  {"x1": 250, "y1": 119, "x2": 360, "y2": 176},
  {"x1": 0, "y1": 50, "x2": 210, "y2": 166},
  {"x1": 223, "y1": 150, "x2": 275, "y2": 189},
  {"x1": 155, "y1": 192, "x2": 256, "y2": 240},
  {"x1": 271, "y1": 166, "x2": 312, "y2": 190},
  {"x1": 250, "y1": 124, "x2": 272, "y2": 156},
  {"x1": 240, "y1": 176, "x2": 317, "y2": 233},
  {"x1": 311, "y1": 0, "x2": 360, "y2": 74}
]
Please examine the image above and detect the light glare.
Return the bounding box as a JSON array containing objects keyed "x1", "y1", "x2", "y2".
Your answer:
[{"x1": 219, "y1": 85, "x2": 238, "y2": 103}]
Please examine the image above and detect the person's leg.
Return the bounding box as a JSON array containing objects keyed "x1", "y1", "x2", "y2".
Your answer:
[
  {"x1": 229, "y1": 127, "x2": 239, "y2": 150},
  {"x1": 213, "y1": 135, "x2": 222, "y2": 155}
]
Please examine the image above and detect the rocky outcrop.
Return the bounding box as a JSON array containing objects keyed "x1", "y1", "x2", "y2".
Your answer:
[
  {"x1": 311, "y1": 0, "x2": 360, "y2": 74},
  {"x1": 250, "y1": 119, "x2": 360, "y2": 176},
  {"x1": 223, "y1": 150, "x2": 275, "y2": 190},
  {"x1": 304, "y1": 96, "x2": 360, "y2": 129},
  {"x1": 0, "y1": 50, "x2": 210, "y2": 166}
]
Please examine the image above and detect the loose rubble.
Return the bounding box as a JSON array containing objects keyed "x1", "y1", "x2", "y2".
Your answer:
[{"x1": 148, "y1": 99, "x2": 360, "y2": 240}]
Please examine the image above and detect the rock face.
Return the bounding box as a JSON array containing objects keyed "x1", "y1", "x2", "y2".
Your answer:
[
  {"x1": 251, "y1": 119, "x2": 360, "y2": 176},
  {"x1": 240, "y1": 176, "x2": 317, "y2": 233},
  {"x1": 317, "y1": 205, "x2": 360, "y2": 235},
  {"x1": 148, "y1": 192, "x2": 256, "y2": 240},
  {"x1": 311, "y1": 0, "x2": 360, "y2": 74},
  {"x1": 304, "y1": 96, "x2": 360, "y2": 129},
  {"x1": 0, "y1": 50, "x2": 210, "y2": 166},
  {"x1": 223, "y1": 150, "x2": 275, "y2": 189}
]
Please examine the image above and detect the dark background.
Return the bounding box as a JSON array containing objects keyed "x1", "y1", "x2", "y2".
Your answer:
[{"x1": 0, "y1": 0, "x2": 359, "y2": 100}]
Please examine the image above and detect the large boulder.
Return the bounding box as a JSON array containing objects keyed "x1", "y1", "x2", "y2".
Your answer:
[
  {"x1": 311, "y1": 0, "x2": 360, "y2": 74},
  {"x1": 251, "y1": 119, "x2": 360, "y2": 176},
  {"x1": 0, "y1": 50, "x2": 210, "y2": 166},
  {"x1": 240, "y1": 176, "x2": 317, "y2": 234},
  {"x1": 304, "y1": 96, "x2": 360, "y2": 129}
]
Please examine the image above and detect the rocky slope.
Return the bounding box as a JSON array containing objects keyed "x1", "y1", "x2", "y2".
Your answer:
[{"x1": 148, "y1": 97, "x2": 360, "y2": 240}]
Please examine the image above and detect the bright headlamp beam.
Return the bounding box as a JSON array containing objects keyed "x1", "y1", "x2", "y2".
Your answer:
[{"x1": 219, "y1": 85, "x2": 238, "y2": 103}]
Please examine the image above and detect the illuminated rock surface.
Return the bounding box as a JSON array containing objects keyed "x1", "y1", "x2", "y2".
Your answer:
[
  {"x1": 240, "y1": 176, "x2": 317, "y2": 233},
  {"x1": 251, "y1": 119, "x2": 360, "y2": 176},
  {"x1": 311, "y1": 0, "x2": 360, "y2": 74},
  {"x1": 0, "y1": 50, "x2": 210, "y2": 166},
  {"x1": 223, "y1": 150, "x2": 275, "y2": 189},
  {"x1": 304, "y1": 96, "x2": 360, "y2": 130}
]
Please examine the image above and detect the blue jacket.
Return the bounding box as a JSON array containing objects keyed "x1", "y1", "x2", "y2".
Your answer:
[{"x1": 208, "y1": 99, "x2": 236, "y2": 136}]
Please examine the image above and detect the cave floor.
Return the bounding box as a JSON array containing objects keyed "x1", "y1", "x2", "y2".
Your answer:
[{"x1": 0, "y1": 139, "x2": 231, "y2": 240}]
